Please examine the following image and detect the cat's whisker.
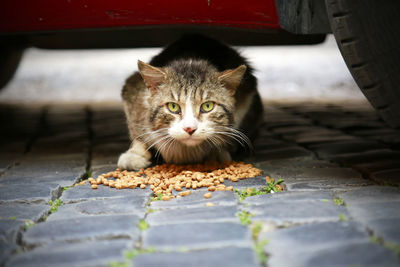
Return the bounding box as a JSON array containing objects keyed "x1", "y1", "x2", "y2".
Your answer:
[
  {"x1": 153, "y1": 142, "x2": 164, "y2": 160},
  {"x1": 141, "y1": 130, "x2": 168, "y2": 143},
  {"x1": 217, "y1": 126, "x2": 251, "y2": 142},
  {"x1": 154, "y1": 137, "x2": 170, "y2": 155},
  {"x1": 217, "y1": 132, "x2": 249, "y2": 149},
  {"x1": 214, "y1": 126, "x2": 253, "y2": 150},
  {"x1": 143, "y1": 132, "x2": 169, "y2": 146},
  {"x1": 156, "y1": 137, "x2": 174, "y2": 159},
  {"x1": 164, "y1": 138, "x2": 177, "y2": 159},
  {"x1": 204, "y1": 139, "x2": 214, "y2": 150},
  {"x1": 146, "y1": 134, "x2": 171, "y2": 151},
  {"x1": 206, "y1": 137, "x2": 223, "y2": 151},
  {"x1": 134, "y1": 129, "x2": 169, "y2": 147},
  {"x1": 208, "y1": 134, "x2": 225, "y2": 146},
  {"x1": 134, "y1": 127, "x2": 169, "y2": 141},
  {"x1": 213, "y1": 131, "x2": 247, "y2": 147}
]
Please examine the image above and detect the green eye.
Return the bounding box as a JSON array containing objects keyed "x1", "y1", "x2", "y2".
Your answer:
[
  {"x1": 167, "y1": 102, "x2": 181, "y2": 114},
  {"x1": 200, "y1": 101, "x2": 215, "y2": 113}
]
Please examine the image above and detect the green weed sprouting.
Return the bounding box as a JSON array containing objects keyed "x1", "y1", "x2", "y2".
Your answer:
[
  {"x1": 109, "y1": 247, "x2": 156, "y2": 267},
  {"x1": 234, "y1": 177, "x2": 284, "y2": 202},
  {"x1": 48, "y1": 199, "x2": 63, "y2": 214},
  {"x1": 237, "y1": 210, "x2": 254, "y2": 226},
  {"x1": 152, "y1": 193, "x2": 164, "y2": 201},
  {"x1": 338, "y1": 213, "x2": 347, "y2": 222},
  {"x1": 254, "y1": 239, "x2": 269, "y2": 265},
  {"x1": 146, "y1": 208, "x2": 158, "y2": 214},
  {"x1": 138, "y1": 220, "x2": 149, "y2": 231},
  {"x1": 24, "y1": 219, "x2": 35, "y2": 231},
  {"x1": 333, "y1": 197, "x2": 344, "y2": 206}
]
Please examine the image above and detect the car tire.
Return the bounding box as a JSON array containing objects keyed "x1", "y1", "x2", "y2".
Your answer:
[
  {"x1": 325, "y1": 0, "x2": 400, "y2": 128},
  {"x1": 0, "y1": 46, "x2": 23, "y2": 89}
]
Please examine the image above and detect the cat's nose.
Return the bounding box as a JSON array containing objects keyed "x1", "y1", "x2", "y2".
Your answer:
[{"x1": 183, "y1": 127, "x2": 197, "y2": 135}]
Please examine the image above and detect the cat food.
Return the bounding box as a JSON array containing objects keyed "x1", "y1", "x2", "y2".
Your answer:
[
  {"x1": 89, "y1": 161, "x2": 262, "y2": 200},
  {"x1": 179, "y1": 191, "x2": 191, "y2": 197},
  {"x1": 204, "y1": 192, "x2": 212, "y2": 199}
]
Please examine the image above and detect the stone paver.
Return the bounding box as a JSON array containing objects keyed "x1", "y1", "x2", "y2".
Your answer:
[
  {"x1": 22, "y1": 214, "x2": 141, "y2": 247},
  {"x1": 142, "y1": 222, "x2": 251, "y2": 249},
  {"x1": 353, "y1": 159, "x2": 400, "y2": 178},
  {"x1": 0, "y1": 219, "x2": 26, "y2": 244},
  {"x1": 147, "y1": 205, "x2": 239, "y2": 225},
  {"x1": 252, "y1": 146, "x2": 314, "y2": 162},
  {"x1": 243, "y1": 190, "x2": 348, "y2": 224},
  {"x1": 5, "y1": 240, "x2": 132, "y2": 267},
  {"x1": 338, "y1": 186, "x2": 400, "y2": 244},
  {"x1": 0, "y1": 203, "x2": 48, "y2": 223},
  {"x1": 331, "y1": 149, "x2": 400, "y2": 166},
  {"x1": 150, "y1": 190, "x2": 237, "y2": 209},
  {"x1": 49, "y1": 195, "x2": 148, "y2": 220},
  {"x1": 61, "y1": 183, "x2": 152, "y2": 203},
  {"x1": 371, "y1": 168, "x2": 400, "y2": 186},
  {"x1": 262, "y1": 222, "x2": 399, "y2": 267},
  {"x1": 1, "y1": 102, "x2": 400, "y2": 267},
  {"x1": 308, "y1": 140, "x2": 386, "y2": 159},
  {"x1": 133, "y1": 246, "x2": 260, "y2": 267},
  {"x1": 0, "y1": 183, "x2": 61, "y2": 203}
]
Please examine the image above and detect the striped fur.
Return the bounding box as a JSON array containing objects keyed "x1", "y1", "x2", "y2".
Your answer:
[{"x1": 119, "y1": 35, "x2": 262, "y2": 169}]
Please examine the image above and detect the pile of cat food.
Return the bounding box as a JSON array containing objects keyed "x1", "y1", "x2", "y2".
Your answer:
[{"x1": 88, "y1": 161, "x2": 262, "y2": 200}]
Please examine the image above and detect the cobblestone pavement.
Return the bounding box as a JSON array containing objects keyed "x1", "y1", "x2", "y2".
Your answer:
[{"x1": 0, "y1": 101, "x2": 400, "y2": 267}]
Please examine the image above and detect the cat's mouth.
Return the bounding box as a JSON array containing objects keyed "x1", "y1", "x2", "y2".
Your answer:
[{"x1": 179, "y1": 136, "x2": 204, "y2": 146}]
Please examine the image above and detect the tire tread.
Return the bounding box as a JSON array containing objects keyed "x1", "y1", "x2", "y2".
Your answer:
[{"x1": 326, "y1": 0, "x2": 400, "y2": 128}]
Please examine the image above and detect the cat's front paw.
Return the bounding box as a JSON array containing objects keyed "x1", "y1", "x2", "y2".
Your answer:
[{"x1": 117, "y1": 151, "x2": 151, "y2": 170}]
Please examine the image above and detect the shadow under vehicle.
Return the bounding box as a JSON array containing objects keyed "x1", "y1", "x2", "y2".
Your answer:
[{"x1": 1, "y1": 0, "x2": 399, "y2": 127}]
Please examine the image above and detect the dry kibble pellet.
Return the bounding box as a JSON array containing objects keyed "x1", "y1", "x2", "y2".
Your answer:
[
  {"x1": 91, "y1": 184, "x2": 98, "y2": 189},
  {"x1": 204, "y1": 192, "x2": 212, "y2": 199},
  {"x1": 162, "y1": 195, "x2": 171, "y2": 201},
  {"x1": 180, "y1": 190, "x2": 191, "y2": 197},
  {"x1": 208, "y1": 186, "x2": 216, "y2": 192},
  {"x1": 216, "y1": 185, "x2": 226, "y2": 191}
]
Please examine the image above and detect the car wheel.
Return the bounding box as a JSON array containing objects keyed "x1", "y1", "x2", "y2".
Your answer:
[
  {"x1": 0, "y1": 46, "x2": 23, "y2": 89},
  {"x1": 325, "y1": 0, "x2": 400, "y2": 128}
]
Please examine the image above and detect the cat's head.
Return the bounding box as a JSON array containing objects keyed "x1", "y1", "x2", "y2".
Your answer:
[{"x1": 138, "y1": 59, "x2": 246, "y2": 148}]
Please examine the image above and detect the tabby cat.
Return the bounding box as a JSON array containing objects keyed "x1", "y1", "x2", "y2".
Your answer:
[{"x1": 118, "y1": 35, "x2": 262, "y2": 170}]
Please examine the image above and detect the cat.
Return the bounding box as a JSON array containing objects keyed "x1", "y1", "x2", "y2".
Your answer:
[{"x1": 118, "y1": 34, "x2": 262, "y2": 170}]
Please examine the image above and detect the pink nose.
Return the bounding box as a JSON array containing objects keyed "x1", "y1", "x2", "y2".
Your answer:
[{"x1": 183, "y1": 127, "x2": 197, "y2": 135}]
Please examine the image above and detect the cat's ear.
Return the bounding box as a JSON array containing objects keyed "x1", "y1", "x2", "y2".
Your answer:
[
  {"x1": 137, "y1": 60, "x2": 166, "y2": 95},
  {"x1": 217, "y1": 65, "x2": 247, "y2": 95}
]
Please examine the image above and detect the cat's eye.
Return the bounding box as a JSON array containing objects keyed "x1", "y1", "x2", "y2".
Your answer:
[
  {"x1": 200, "y1": 101, "x2": 215, "y2": 113},
  {"x1": 167, "y1": 102, "x2": 181, "y2": 114}
]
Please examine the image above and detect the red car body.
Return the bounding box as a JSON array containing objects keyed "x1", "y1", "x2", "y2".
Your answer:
[
  {"x1": 0, "y1": 0, "x2": 280, "y2": 33},
  {"x1": 0, "y1": 0, "x2": 327, "y2": 49},
  {"x1": 0, "y1": 0, "x2": 326, "y2": 88}
]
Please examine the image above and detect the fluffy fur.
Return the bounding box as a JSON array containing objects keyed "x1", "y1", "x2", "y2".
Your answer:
[{"x1": 118, "y1": 35, "x2": 262, "y2": 170}]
